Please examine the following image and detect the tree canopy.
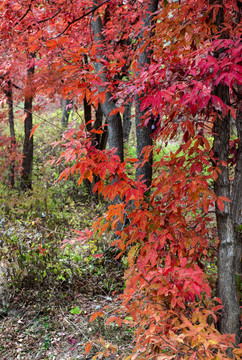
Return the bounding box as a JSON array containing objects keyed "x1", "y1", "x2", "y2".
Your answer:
[{"x1": 0, "y1": 1, "x2": 241, "y2": 359}]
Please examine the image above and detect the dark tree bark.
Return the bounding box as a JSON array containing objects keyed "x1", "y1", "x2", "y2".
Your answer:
[
  {"x1": 135, "y1": 0, "x2": 159, "y2": 189},
  {"x1": 83, "y1": 97, "x2": 107, "y2": 198},
  {"x1": 21, "y1": 53, "x2": 35, "y2": 191},
  {"x1": 95, "y1": 103, "x2": 108, "y2": 150},
  {"x1": 61, "y1": 97, "x2": 73, "y2": 128},
  {"x1": 232, "y1": 86, "x2": 242, "y2": 311},
  {"x1": 123, "y1": 101, "x2": 132, "y2": 144},
  {"x1": 83, "y1": 96, "x2": 92, "y2": 132},
  {"x1": 91, "y1": 5, "x2": 124, "y2": 162},
  {"x1": 212, "y1": 84, "x2": 240, "y2": 346},
  {"x1": 2, "y1": 80, "x2": 16, "y2": 187},
  {"x1": 7, "y1": 82, "x2": 16, "y2": 188},
  {"x1": 210, "y1": 0, "x2": 241, "y2": 348}
]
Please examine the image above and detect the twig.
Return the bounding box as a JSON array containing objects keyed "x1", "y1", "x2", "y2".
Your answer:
[
  {"x1": 60, "y1": 308, "x2": 99, "y2": 347},
  {"x1": 13, "y1": 102, "x2": 62, "y2": 131},
  {"x1": 19, "y1": 0, "x2": 33, "y2": 22},
  {"x1": 38, "y1": 8, "x2": 62, "y2": 24},
  {"x1": 53, "y1": 0, "x2": 110, "y2": 39},
  {"x1": 0, "y1": 76, "x2": 22, "y2": 91}
]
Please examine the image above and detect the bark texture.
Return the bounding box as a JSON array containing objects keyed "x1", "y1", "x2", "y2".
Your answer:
[
  {"x1": 135, "y1": 0, "x2": 159, "y2": 188},
  {"x1": 3, "y1": 80, "x2": 16, "y2": 187},
  {"x1": 91, "y1": 8, "x2": 123, "y2": 162},
  {"x1": 210, "y1": 0, "x2": 241, "y2": 347},
  {"x1": 123, "y1": 101, "x2": 132, "y2": 143},
  {"x1": 232, "y1": 87, "x2": 242, "y2": 329},
  {"x1": 21, "y1": 53, "x2": 35, "y2": 191},
  {"x1": 213, "y1": 84, "x2": 240, "y2": 346},
  {"x1": 61, "y1": 98, "x2": 73, "y2": 128}
]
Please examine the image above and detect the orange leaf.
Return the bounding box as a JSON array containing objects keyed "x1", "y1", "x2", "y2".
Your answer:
[
  {"x1": 29, "y1": 122, "x2": 42, "y2": 139},
  {"x1": 217, "y1": 198, "x2": 224, "y2": 212},
  {"x1": 109, "y1": 108, "x2": 120, "y2": 116},
  {"x1": 21, "y1": 113, "x2": 27, "y2": 123},
  {"x1": 219, "y1": 196, "x2": 231, "y2": 202},
  {"x1": 109, "y1": 106, "x2": 125, "y2": 116},
  {"x1": 90, "y1": 311, "x2": 103, "y2": 322},
  {"x1": 106, "y1": 316, "x2": 117, "y2": 325},
  {"x1": 85, "y1": 341, "x2": 93, "y2": 354}
]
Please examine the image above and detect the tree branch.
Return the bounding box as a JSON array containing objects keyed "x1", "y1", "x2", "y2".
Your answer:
[
  {"x1": 38, "y1": 8, "x2": 62, "y2": 24},
  {"x1": 0, "y1": 76, "x2": 22, "y2": 91},
  {"x1": 53, "y1": 0, "x2": 110, "y2": 39},
  {"x1": 19, "y1": 0, "x2": 34, "y2": 22}
]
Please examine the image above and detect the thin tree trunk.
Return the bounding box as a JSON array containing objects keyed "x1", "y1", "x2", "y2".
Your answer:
[
  {"x1": 84, "y1": 96, "x2": 108, "y2": 198},
  {"x1": 211, "y1": 1, "x2": 240, "y2": 348},
  {"x1": 135, "y1": 0, "x2": 159, "y2": 189},
  {"x1": 212, "y1": 83, "x2": 240, "y2": 347},
  {"x1": 231, "y1": 86, "x2": 242, "y2": 334},
  {"x1": 83, "y1": 96, "x2": 92, "y2": 132},
  {"x1": 21, "y1": 53, "x2": 35, "y2": 191},
  {"x1": 123, "y1": 101, "x2": 132, "y2": 144},
  {"x1": 5, "y1": 80, "x2": 16, "y2": 187},
  {"x1": 61, "y1": 97, "x2": 73, "y2": 128},
  {"x1": 95, "y1": 103, "x2": 106, "y2": 149},
  {"x1": 91, "y1": 5, "x2": 123, "y2": 162}
]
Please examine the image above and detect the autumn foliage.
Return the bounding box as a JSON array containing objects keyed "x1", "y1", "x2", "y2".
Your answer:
[{"x1": 0, "y1": 0, "x2": 241, "y2": 359}]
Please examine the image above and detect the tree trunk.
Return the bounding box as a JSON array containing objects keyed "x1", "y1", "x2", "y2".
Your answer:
[
  {"x1": 231, "y1": 86, "x2": 242, "y2": 340},
  {"x1": 83, "y1": 95, "x2": 92, "y2": 132},
  {"x1": 123, "y1": 101, "x2": 132, "y2": 144},
  {"x1": 91, "y1": 5, "x2": 123, "y2": 162},
  {"x1": 135, "y1": 0, "x2": 159, "y2": 189},
  {"x1": 21, "y1": 53, "x2": 35, "y2": 191},
  {"x1": 212, "y1": 84, "x2": 240, "y2": 347},
  {"x1": 210, "y1": 1, "x2": 240, "y2": 348},
  {"x1": 61, "y1": 97, "x2": 73, "y2": 128},
  {"x1": 3, "y1": 80, "x2": 16, "y2": 187}
]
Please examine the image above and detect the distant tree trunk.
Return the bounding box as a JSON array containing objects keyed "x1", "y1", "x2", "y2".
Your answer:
[
  {"x1": 83, "y1": 96, "x2": 92, "y2": 132},
  {"x1": 95, "y1": 103, "x2": 108, "y2": 150},
  {"x1": 91, "y1": 5, "x2": 124, "y2": 162},
  {"x1": 5, "y1": 80, "x2": 16, "y2": 187},
  {"x1": 84, "y1": 97, "x2": 107, "y2": 198},
  {"x1": 21, "y1": 53, "x2": 35, "y2": 191},
  {"x1": 211, "y1": 1, "x2": 240, "y2": 348},
  {"x1": 61, "y1": 97, "x2": 73, "y2": 128},
  {"x1": 123, "y1": 101, "x2": 132, "y2": 144},
  {"x1": 135, "y1": 0, "x2": 159, "y2": 189}
]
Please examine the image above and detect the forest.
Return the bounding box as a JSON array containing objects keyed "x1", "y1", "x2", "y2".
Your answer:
[{"x1": 0, "y1": 0, "x2": 241, "y2": 359}]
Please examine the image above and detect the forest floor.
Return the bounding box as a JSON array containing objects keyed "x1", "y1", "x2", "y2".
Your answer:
[
  {"x1": 0, "y1": 180, "x2": 133, "y2": 359},
  {"x1": 0, "y1": 263, "x2": 133, "y2": 360},
  {"x1": 0, "y1": 109, "x2": 177, "y2": 359}
]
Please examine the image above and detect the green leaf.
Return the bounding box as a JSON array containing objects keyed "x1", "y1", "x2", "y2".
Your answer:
[{"x1": 70, "y1": 306, "x2": 82, "y2": 315}]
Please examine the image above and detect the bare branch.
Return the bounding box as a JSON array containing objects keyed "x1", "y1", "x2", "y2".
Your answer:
[
  {"x1": 53, "y1": 0, "x2": 110, "y2": 39},
  {"x1": 19, "y1": 0, "x2": 34, "y2": 22},
  {"x1": 0, "y1": 75, "x2": 22, "y2": 91},
  {"x1": 38, "y1": 8, "x2": 62, "y2": 24}
]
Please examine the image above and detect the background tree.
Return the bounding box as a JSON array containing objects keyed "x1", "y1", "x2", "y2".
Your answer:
[
  {"x1": 91, "y1": 1, "x2": 124, "y2": 162},
  {"x1": 0, "y1": 1, "x2": 241, "y2": 359},
  {"x1": 134, "y1": 0, "x2": 159, "y2": 188},
  {"x1": 1, "y1": 78, "x2": 16, "y2": 187},
  {"x1": 61, "y1": 97, "x2": 73, "y2": 128},
  {"x1": 21, "y1": 52, "x2": 35, "y2": 190}
]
